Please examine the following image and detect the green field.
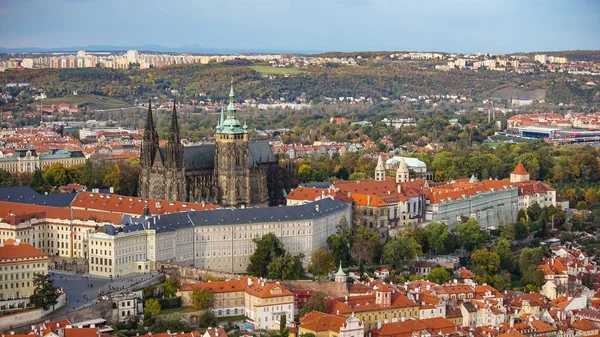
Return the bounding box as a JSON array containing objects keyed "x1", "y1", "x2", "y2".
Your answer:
[
  {"x1": 248, "y1": 65, "x2": 305, "y2": 75},
  {"x1": 39, "y1": 94, "x2": 131, "y2": 110}
]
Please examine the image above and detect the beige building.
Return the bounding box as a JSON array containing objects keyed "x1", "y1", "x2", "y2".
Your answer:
[
  {"x1": 88, "y1": 227, "x2": 156, "y2": 278},
  {"x1": 0, "y1": 238, "x2": 49, "y2": 302},
  {"x1": 178, "y1": 276, "x2": 294, "y2": 330},
  {"x1": 0, "y1": 149, "x2": 86, "y2": 174}
]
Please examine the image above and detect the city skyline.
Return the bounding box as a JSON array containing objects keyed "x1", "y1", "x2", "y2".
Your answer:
[{"x1": 0, "y1": 0, "x2": 599, "y2": 54}]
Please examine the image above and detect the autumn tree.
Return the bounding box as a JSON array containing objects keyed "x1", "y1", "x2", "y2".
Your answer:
[
  {"x1": 351, "y1": 226, "x2": 381, "y2": 273},
  {"x1": 144, "y1": 298, "x2": 161, "y2": 317},
  {"x1": 308, "y1": 249, "x2": 335, "y2": 281},
  {"x1": 191, "y1": 288, "x2": 214, "y2": 310}
]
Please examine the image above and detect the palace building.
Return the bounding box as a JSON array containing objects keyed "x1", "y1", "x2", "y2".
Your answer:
[{"x1": 138, "y1": 85, "x2": 286, "y2": 207}]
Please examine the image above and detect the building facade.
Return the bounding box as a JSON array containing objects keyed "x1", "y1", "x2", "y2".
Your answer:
[
  {"x1": 0, "y1": 238, "x2": 49, "y2": 301},
  {"x1": 138, "y1": 87, "x2": 288, "y2": 207},
  {"x1": 88, "y1": 197, "x2": 351, "y2": 276},
  {"x1": 0, "y1": 148, "x2": 86, "y2": 173}
]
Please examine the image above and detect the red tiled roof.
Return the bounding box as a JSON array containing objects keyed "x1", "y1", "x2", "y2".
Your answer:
[
  {"x1": 299, "y1": 311, "x2": 349, "y2": 333},
  {"x1": 0, "y1": 238, "x2": 48, "y2": 261},
  {"x1": 512, "y1": 161, "x2": 529, "y2": 175},
  {"x1": 64, "y1": 327, "x2": 99, "y2": 337},
  {"x1": 71, "y1": 192, "x2": 218, "y2": 215},
  {"x1": 287, "y1": 187, "x2": 329, "y2": 202}
]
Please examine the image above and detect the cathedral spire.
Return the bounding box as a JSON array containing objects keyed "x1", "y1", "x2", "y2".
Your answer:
[
  {"x1": 141, "y1": 100, "x2": 159, "y2": 168},
  {"x1": 227, "y1": 78, "x2": 236, "y2": 119},
  {"x1": 166, "y1": 100, "x2": 183, "y2": 170}
]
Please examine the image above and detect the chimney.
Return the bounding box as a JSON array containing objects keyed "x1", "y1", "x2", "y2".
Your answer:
[
  {"x1": 315, "y1": 205, "x2": 319, "y2": 212},
  {"x1": 143, "y1": 205, "x2": 150, "y2": 216},
  {"x1": 15, "y1": 239, "x2": 20, "y2": 246},
  {"x1": 397, "y1": 184, "x2": 401, "y2": 193}
]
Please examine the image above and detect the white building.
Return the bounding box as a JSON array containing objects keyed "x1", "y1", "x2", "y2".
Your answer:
[{"x1": 89, "y1": 197, "x2": 351, "y2": 276}]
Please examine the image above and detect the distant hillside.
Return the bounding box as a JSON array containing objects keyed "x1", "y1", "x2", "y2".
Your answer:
[{"x1": 491, "y1": 87, "x2": 546, "y2": 101}]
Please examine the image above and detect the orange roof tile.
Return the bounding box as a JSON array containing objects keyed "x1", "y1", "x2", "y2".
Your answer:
[
  {"x1": 71, "y1": 192, "x2": 218, "y2": 215},
  {"x1": 287, "y1": 187, "x2": 329, "y2": 202},
  {"x1": 0, "y1": 238, "x2": 48, "y2": 261},
  {"x1": 512, "y1": 161, "x2": 529, "y2": 175},
  {"x1": 64, "y1": 327, "x2": 99, "y2": 337},
  {"x1": 299, "y1": 311, "x2": 349, "y2": 333}
]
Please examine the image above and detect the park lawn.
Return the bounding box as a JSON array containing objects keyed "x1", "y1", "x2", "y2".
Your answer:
[
  {"x1": 39, "y1": 94, "x2": 131, "y2": 110},
  {"x1": 248, "y1": 65, "x2": 305, "y2": 75}
]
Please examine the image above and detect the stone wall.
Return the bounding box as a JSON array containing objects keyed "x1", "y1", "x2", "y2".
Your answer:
[
  {"x1": 157, "y1": 262, "x2": 236, "y2": 282},
  {"x1": 0, "y1": 293, "x2": 67, "y2": 331}
]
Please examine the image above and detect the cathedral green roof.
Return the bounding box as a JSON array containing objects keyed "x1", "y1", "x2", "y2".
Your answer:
[
  {"x1": 216, "y1": 84, "x2": 247, "y2": 135},
  {"x1": 335, "y1": 261, "x2": 346, "y2": 276}
]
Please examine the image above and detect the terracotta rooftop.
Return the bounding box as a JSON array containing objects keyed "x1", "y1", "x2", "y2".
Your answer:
[
  {"x1": 512, "y1": 161, "x2": 529, "y2": 175},
  {"x1": 0, "y1": 238, "x2": 48, "y2": 261}
]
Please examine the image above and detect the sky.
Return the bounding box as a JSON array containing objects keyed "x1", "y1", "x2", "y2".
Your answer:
[{"x1": 0, "y1": 0, "x2": 599, "y2": 53}]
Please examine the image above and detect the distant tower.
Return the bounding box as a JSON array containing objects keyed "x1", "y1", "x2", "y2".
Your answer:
[
  {"x1": 510, "y1": 161, "x2": 530, "y2": 183},
  {"x1": 335, "y1": 261, "x2": 347, "y2": 283},
  {"x1": 215, "y1": 82, "x2": 250, "y2": 207},
  {"x1": 396, "y1": 157, "x2": 409, "y2": 183},
  {"x1": 375, "y1": 155, "x2": 385, "y2": 181}
]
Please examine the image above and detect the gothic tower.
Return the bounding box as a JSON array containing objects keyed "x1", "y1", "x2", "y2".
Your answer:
[
  {"x1": 165, "y1": 101, "x2": 185, "y2": 200},
  {"x1": 139, "y1": 100, "x2": 160, "y2": 198},
  {"x1": 396, "y1": 157, "x2": 409, "y2": 183},
  {"x1": 375, "y1": 155, "x2": 385, "y2": 181},
  {"x1": 214, "y1": 83, "x2": 250, "y2": 207}
]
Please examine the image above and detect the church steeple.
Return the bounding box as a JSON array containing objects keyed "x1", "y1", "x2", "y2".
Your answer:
[
  {"x1": 166, "y1": 100, "x2": 183, "y2": 170},
  {"x1": 141, "y1": 100, "x2": 159, "y2": 167},
  {"x1": 216, "y1": 80, "x2": 247, "y2": 135},
  {"x1": 375, "y1": 155, "x2": 385, "y2": 181}
]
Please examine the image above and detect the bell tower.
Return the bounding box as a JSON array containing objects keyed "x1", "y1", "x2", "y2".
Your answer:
[{"x1": 214, "y1": 81, "x2": 250, "y2": 207}]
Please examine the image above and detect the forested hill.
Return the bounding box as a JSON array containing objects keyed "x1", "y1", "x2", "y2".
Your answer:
[{"x1": 0, "y1": 58, "x2": 598, "y2": 106}]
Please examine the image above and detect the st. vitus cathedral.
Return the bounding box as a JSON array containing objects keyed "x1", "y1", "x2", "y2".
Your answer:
[{"x1": 138, "y1": 85, "x2": 287, "y2": 207}]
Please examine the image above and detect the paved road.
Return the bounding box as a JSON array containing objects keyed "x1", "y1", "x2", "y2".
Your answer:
[{"x1": 50, "y1": 270, "x2": 161, "y2": 312}]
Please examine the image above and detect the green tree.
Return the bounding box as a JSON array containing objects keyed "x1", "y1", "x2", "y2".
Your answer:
[
  {"x1": 31, "y1": 169, "x2": 46, "y2": 192},
  {"x1": 29, "y1": 273, "x2": 59, "y2": 310},
  {"x1": 493, "y1": 271, "x2": 512, "y2": 292},
  {"x1": 299, "y1": 291, "x2": 327, "y2": 317},
  {"x1": 470, "y1": 249, "x2": 500, "y2": 284},
  {"x1": 267, "y1": 252, "x2": 305, "y2": 280},
  {"x1": 308, "y1": 249, "x2": 335, "y2": 281},
  {"x1": 348, "y1": 172, "x2": 369, "y2": 181},
  {"x1": 327, "y1": 235, "x2": 353, "y2": 268},
  {"x1": 519, "y1": 247, "x2": 545, "y2": 288},
  {"x1": 427, "y1": 267, "x2": 452, "y2": 284},
  {"x1": 493, "y1": 238, "x2": 514, "y2": 271},
  {"x1": 527, "y1": 203, "x2": 543, "y2": 222},
  {"x1": 164, "y1": 277, "x2": 181, "y2": 297},
  {"x1": 454, "y1": 219, "x2": 487, "y2": 251},
  {"x1": 271, "y1": 314, "x2": 289, "y2": 337},
  {"x1": 191, "y1": 288, "x2": 214, "y2": 311},
  {"x1": 247, "y1": 233, "x2": 285, "y2": 277},
  {"x1": 422, "y1": 222, "x2": 450, "y2": 254},
  {"x1": 382, "y1": 234, "x2": 422, "y2": 271},
  {"x1": 198, "y1": 311, "x2": 217, "y2": 328},
  {"x1": 0, "y1": 169, "x2": 15, "y2": 187},
  {"x1": 351, "y1": 226, "x2": 381, "y2": 273},
  {"x1": 144, "y1": 298, "x2": 161, "y2": 317}
]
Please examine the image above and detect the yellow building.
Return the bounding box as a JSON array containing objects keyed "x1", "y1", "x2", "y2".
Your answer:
[
  {"x1": 327, "y1": 283, "x2": 419, "y2": 331},
  {"x1": 0, "y1": 238, "x2": 49, "y2": 302}
]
